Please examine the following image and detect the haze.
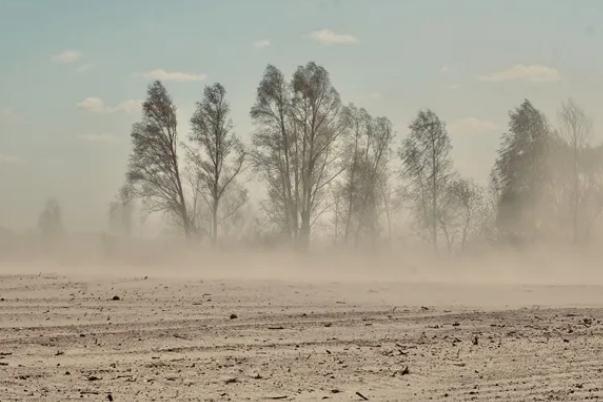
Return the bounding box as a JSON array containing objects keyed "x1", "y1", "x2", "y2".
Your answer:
[
  {"x1": 2, "y1": 0, "x2": 603, "y2": 232},
  {"x1": 1, "y1": 3, "x2": 603, "y2": 400}
]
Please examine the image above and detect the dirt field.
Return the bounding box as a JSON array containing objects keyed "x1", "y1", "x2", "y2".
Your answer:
[{"x1": 0, "y1": 273, "x2": 601, "y2": 401}]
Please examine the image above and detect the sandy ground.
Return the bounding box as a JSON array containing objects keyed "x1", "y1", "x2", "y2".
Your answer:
[{"x1": 0, "y1": 273, "x2": 602, "y2": 401}]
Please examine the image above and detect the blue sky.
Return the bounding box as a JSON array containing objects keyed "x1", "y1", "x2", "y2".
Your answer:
[{"x1": 1, "y1": 0, "x2": 603, "y2": 231}]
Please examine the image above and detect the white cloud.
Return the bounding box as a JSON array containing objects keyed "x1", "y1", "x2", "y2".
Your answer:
[
  {"x1": 113, "y1": 99, "x2": 141, "y2": 114},
  {"x1": 478, "y1": 64, "x2": 561, "y2": 83},
  {"x1": 0, "y1": 154, "x2": 24, "y2": 165},
  {"x1": 143, "y1": 69, "x2": 207, "y2": 82},
  {"x1": 77, "y1": 97, "x2": 141, "y2": 114},
  {"x1": 52, "y1": 50, "x2": 81, "y2": 64},
  {"x1": 77, "y1": 97, "x2": 106, "y2": 113},
  {"x1": 369, "y1": 91, "x2": 383, "y2": 100},
  {"x1": 253, "y1": 39, "x2": 271, "y2": 48},
  {"x1": 448, "y1": 117, "x2": 498, "y2": 136},
  {"x1": 76, "y1": 63, "x2": 94, "y2": 73},
  {"x1": 77, "y1": 133, "x2": 120, "y2": 144},
  {"x1": 308, "y1": 29, "x2": 358, "y2": 45}
]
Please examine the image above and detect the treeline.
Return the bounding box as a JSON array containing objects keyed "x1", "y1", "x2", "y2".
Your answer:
[{"x1": 114, "y1": 61, "x2": 603, "y2": 253}]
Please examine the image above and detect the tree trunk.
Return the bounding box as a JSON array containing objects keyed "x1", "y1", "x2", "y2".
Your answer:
[
  {"x1": 572, "y1": 143, "x2": 579, "y2": 244},
  {"x1": 211, "y1": 200, "x2": 218, "y2": 244},
  {"x1": 299, "y1": 214, "x2": 311, "y2": 251},
  {"x1": 431, "y1": 141, "x2": 438, "y2": 253}
]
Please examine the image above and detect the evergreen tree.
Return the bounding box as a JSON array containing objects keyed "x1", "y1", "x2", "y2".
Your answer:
[{"x1": 491, "y1": 100, "x2": 551, "y2": 243}]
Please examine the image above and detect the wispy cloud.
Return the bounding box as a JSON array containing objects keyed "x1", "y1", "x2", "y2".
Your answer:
[
  {"x1": 115, "y1": 99, "x2": 142, "y2": 114},
  {"x1": 479, "y1": 64, "x2": 561, "y2": 83},
  {"x1": 76, "y1": 63, "x2": 94, "y2": 73},
  {"x1": 253, "y1": 39, "x2": 271, "y2": 48},
  {"x1": 448, "y1": 117, "x2": 498, "y2": 135},
  {"x1": 52, "y1": 50, "x2": 81, "y2": 64},
  {"x1": 77, "y1": 97, "x2": 105, "y2": 113},
  {"x1": 77, "y1": 133, "x2": 120, "y2": 144},
  {"x1": 143, "y1": 69, "x2": 207, "y2": 82},
  {"x1": 308, "y1": 29, "x2": 358, "y2": 45},
  {"x1": 0, "y1": 153, "x2": 24, "y2": 165},
  {"x1": 77, "y1": 97, "x2": 141, "y2": 114}
]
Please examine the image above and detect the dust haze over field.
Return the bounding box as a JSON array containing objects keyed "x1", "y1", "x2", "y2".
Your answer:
[{"x1": 2, "y1": 1, "x2": 603, "y2": 401}]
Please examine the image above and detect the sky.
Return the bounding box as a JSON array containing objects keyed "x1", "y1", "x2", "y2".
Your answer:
[{"x1": 1, "y1": 0, "x2": 603, "y2": 232}]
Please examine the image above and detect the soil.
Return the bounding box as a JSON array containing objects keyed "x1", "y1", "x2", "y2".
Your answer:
[{"x1": 0, "y1": 273, "x2": 601, "y2": 401}]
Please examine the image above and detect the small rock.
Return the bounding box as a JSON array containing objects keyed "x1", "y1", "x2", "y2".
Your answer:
[
  {"x1": 111, "y1": 296, "x2": 120, "y2": 301},
  {"x1": 229, "y1": 313, "x2": 238, "y2": 320},
  {"x1": 393, "y1": 366, "x2": 410, "y2": 376}
]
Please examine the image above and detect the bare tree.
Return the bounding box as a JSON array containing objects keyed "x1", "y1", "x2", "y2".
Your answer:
[
  {"x1": 38, "y1": 198, "x2": 63, "y2": 239},
  {"x1": 251, "y1": 65, "x2": 296, "y2": 240},
  {"x1": 251, "y1": 62, "x2": 347, "y2": 249},
  {"x1": 188, "y1": 83, "x2": 245, "y2": 243},
  {"x1": 400, "y1": 109, "x2": 453, "y2": 252},
  {"x1": 340, "y1": 104, "x2": 393, "y2": 247},
  {"x1": 341, "y1": 105, "x2": 370, "y2": 243},
  {"x1": 439, "y1": 178, "x2": 484, "y2": 252},
  {"x1": 126, "y1": 81, "x2": 192, "y2": 237},
  {"x1": 108, "y1": 185, "x2": 134, "y2": 236},
  {"x1": 558, "y1": 99, "x2": 592, "y2": 243}
]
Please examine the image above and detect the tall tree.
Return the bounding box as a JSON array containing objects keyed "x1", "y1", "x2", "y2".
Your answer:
[
  {"x1": 558, "y1": 99, "x2": 591, "y2": 243},
  {"x1": 188, "y1": 83, "x2": 245, "y2": 243},
  {"x1": 251, "y1": 65, "x2": 297, "y2": 240},
  {"x1": 38, "y1": 198, "x2": 63, "y2": 239},
  {"x1": 439, "y1": 178, "x2": 485, "y2": 252},
  {"x1": 400, "y1": 109, "x2": 452, "y2": 251},
  {"x1": 108, "y1": 185, "x2": 134, "y2": 236},
  {"x1": 339, "y1": 104, "x2": 393, "y2": 246},
  {"x1": 126, "y1": 81, "x2": 192, "y2": 237},
  {"x1": 251, "y1": 62, "x2": 346, "y2": 249},
  {"x1": 491, "y1": 99, "x2": 551, "y2": 243}
]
